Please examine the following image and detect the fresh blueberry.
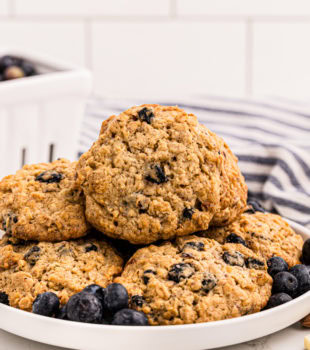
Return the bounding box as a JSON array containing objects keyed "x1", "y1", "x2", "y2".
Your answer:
[
  {"x1": 289, "y1": 264, "x2": 310, "y2": 297},
  {"x1": 82, "y1": 284, "x2": 105, "y2": 304},
  {"x1": 267, "y1": 257, "x2": 288, "y2": 278},
  {"x1": 225, "y1": 233, "x2": 247, "y2": 247},
  {"x1": 265, "y1": 293, "x2": 292, "y2": 309},
  {"x1": 32, "y1": 292, "x2": 60, "y2": 317},
  {"x1": 246, "y1": 200, "x2": 266, "y2": 214},
  {"x1": 66, "y1": 292, "x2": 102, "y2": 323},
  {"x1": 302, "y1": 239, "x2": 310, "y2": 265},
  {"x1": 103, "y1": 283, "x2": 129, "y2": 313},
  {"x1": 56, "y1": 305, "x2": 68, "y2": 320},
  {"x1": 112, "y1": 309, "x2": 149, "y2": 326},
  {"x1": 0, "y1": 55, "x2": 20, "y2": 72},
  {"x1": 272, "y1": 271, "x2": 298, "y2": 297},
  {"x1": 20, "y1": 61, "x2": 37, "y2": 76},
  {"x1": 0, "y1": 291, "x2": 9, "y2": 305}
]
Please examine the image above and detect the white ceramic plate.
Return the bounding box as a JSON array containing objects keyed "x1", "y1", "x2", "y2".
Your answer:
[{"x1": 1, "y1": 220, "x2": 310, "y2": 350}]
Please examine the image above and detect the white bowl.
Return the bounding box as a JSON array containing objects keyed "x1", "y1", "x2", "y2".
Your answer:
[{"x1": 0, "y1": 219, "x2": 310, "y2": 350}]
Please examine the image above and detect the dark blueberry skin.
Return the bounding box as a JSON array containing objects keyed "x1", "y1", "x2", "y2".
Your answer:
[
  {"x1": 143, "y1": 270, "x2": 156, "y2": 285},
  {"x1": 20, "y1": 61, "x2": 37, "y2": 76},
  {"x1": 138, "y1": 107, "x2": 154, "y2": 124},
  {"x1": 85, "y1": 243, "x2": 98, "y2": 253},
  {"x1": 0, "y1": 292, "x2": 9, "y2": 305},
  {"x1": 289, "y1": 264, "x2": 310, "y2": 297},
  {"x1": 112, "y1": 309, "x2": 149, "y2": 326},
  {"x1": 182, "y1": 241, "x2": 204, "y2": 251},
  {"x1": 168, "y1": 263, "x2": 194, "y2": 283},
  {"x1": 245, "y1": 200, "x2": 266, "y2": 214},
  {"x1": 0, "y1": 55, "x2": 21, "y2": 72},
  {"x1": 103, "y1": 283, "x2": 129, "y2": 313},
  {"x1": 183, "y1": 208, "x2": 195, "y2": 219},
  {"x1": 145, "y1": 165, "x2": 168, "y2": 184},
  {"x1": 82, "y1": 284, "x2": 105, "y2": 304},
  {"x1": 272, "y1": 271, "x2": 298, "y2": 297},
  {"x1": 245, "y1": 258, "x2": 265, "y2": 270},
  {"x1": 56, "y1": 305, "x2": 68, "y2": 320},
  {"x1": 265, "y1": 293, "x2": 292, "y2": 309},
  {"x1": 32, "y1": 292, "x2": 60, "y2": 317},
  {"x1": 66, "y1": 292, "x2": 102, "y2": 323},
  {"x1": 225, "y1": 233, "x2": 247, "y2": 247},
  {"x1": 302, "y1": 239, "x2": 310, "y2": 265},
  {"x1": 24, "y1": 246, "x2": 41, "y2": 265},
  {"x1": 267, "y1": 257, "x2": 289, "y2": 278},
  {"x1": 131, "y1": 295, "x2": 144, "y2": 307},
  {"x1": 222, "y1": 251, "x2": 245, "y2": 267},
  {"x1": 35, "y1": 170, "x2": 63, "y2": 184}
]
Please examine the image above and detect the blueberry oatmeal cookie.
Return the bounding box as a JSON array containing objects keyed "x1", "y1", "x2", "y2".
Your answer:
[
  {"x1": 0, "y1": 233, "x2": 123, "y2": 311},
  {"x1": 77, "y1": 104, "x2": 238, "y2": 244},
  {"x1": 115, "y1": 235, "x2": 272, "y2": 325},
  {"x1": 210, "y1": 137, "x2": 247, "y2": 226},
  {"x1": 0, "y1": 159, "x2": 89, "y2": 242},
  {"x1": 200, "y1": 210, "x2": 303, "y2": 268}
]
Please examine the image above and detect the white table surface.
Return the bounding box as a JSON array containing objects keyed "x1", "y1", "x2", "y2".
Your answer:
[{"x1": 0, "y1": 323, "x2": 309, "y2": 350}]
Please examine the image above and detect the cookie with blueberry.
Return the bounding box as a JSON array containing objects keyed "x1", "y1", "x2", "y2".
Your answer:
[
  {"x1": 77, "y1": 104, "x2": 245, "y2": 244},
  {"x1": 0, "y1": 158, "x2": 89, "y2": 241},
  {"x1": 0, "y1": 233, "x2": 123, "y2": 311},
  {"x1": 200, "y1": 211, "x2": 303, "y2": 268},
  {"x1": 115, "y1": 235, "x2": 272, "y2": 325}
]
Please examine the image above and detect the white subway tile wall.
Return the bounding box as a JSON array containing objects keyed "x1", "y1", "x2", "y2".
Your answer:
[{"x1": 0, "y1": 0, "x2": 310, "y2": 98}]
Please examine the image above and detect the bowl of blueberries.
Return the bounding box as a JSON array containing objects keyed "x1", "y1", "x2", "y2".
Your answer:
[{"x1": 0, "y1": 55, "x2": 37, "y2": 82}]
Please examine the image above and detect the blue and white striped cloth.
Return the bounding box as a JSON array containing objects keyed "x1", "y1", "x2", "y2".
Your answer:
[{"x1": 79, "y1": 96, "x2": 310, "y2": 228}]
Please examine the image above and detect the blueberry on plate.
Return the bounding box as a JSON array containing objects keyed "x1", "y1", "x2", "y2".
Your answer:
[
  {"x1": 302, "y1": 239, "x2": 310, "y2": 265},
  {"x1": 267, "y1": 256, "x2": 288, "y2": 278},
  {"x1": 103, "y1": 283, "x2": 129, "y2": 313},
  {"x1": 66, "y1": 292, "x2": 102, "y2": 324},
  {"x1": 0, "y1": 291, "x2": 9, "y2": 305},
  {"x1": 272, "y1": 271, "x2": 298, "y2": 297},
  {"x1": 265, "y1": 293, "x2": 292, "y2": 309},
  {"x1": 56, "y1": 305, "x2": 68, "y2": 320},
  {"x1": 32, "y1": 292, "x2": 60, "y2": 317},
  {"x1": 83, "y1": 284, "x2": 105, "y2": 304},
  {"x1": 111, "y1": 309, "x2": 149, "y2": 326},
  {"x1": 289, "y1": 264, "x2": 310, "y2": 297}
]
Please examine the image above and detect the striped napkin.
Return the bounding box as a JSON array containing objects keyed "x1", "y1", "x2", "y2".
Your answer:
[{"x1": 79, "y1": 96, "x2": 310, "y2": 229}]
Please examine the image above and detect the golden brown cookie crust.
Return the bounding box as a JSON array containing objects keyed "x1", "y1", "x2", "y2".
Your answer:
[
  {"x1": 201, "y1": 212, "x2": 303, "y2": 267},
  {"x1": 0, "y1": 159, "x2": 89, "y2": 242},
  {"x1": 210, "y1": 136, "x2": 247, "y2": 226},
  {"x1": 77, "y1": 104, "x2": 227, "y2": 244},
  {"x1": 116, "y1": 235, "x2": 272, "y2": 325},
  {"x1": 0, "y1": 234, "x2": 123, "y2": 311}
]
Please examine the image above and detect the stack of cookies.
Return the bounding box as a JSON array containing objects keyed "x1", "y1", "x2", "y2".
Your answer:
[{"x1": 0, "y1": 104, "x2": 304, "y2": 325}]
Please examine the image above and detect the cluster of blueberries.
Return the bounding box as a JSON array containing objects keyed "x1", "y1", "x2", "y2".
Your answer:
[
  {"x1": 265, "y1": 239, "x2": 310, "y2": 309},
  {"x1": 32, "y1": 283, "x2": 149, "y2": 326},
  {"x1": 0, "y1": 55, "x2": 37, "y2": 82}
]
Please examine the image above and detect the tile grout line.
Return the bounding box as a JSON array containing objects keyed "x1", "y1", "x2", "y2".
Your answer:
[{"x1": 245, "y1": 18, "x2": 253, "y2": 96}]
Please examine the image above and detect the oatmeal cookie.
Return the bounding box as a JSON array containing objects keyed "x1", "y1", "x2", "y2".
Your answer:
[
  {"x1": 116, "y1": 235, "x2": 272, "y2": 325},
  {"x1": 0, "y1": 233, "x2": 123, "y2": 311},
  {"x1": 77, "y1": 104, "x2": 227, "y2": 244},
  {"x1": 0, "y1": 159, "x2": 89, "y2": 242},
  {"x1": 201, "y1": 211, "x2": 303, "y2": 267},
  {"x1": 211, "y1": 137, "x2": 247, "y2": 226}
]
